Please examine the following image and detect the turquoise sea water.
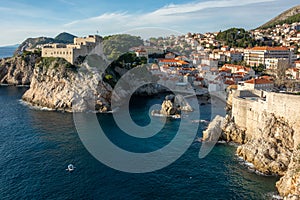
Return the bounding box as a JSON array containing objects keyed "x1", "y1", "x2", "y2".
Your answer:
[{"x1": 0, "y1": 86, "x2": 280, "y2": 199}]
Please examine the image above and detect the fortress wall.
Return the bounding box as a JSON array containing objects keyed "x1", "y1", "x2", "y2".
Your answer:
[
  {"x1": 42, "y1": 35, "x2": 102, "y2": 65},
  {"x1": 42, "y1": 47, "x2": 74, "y2": 64},
  {"x1": 232, "y1": 90, "x2": 300, "y2": 146},
  {"x1": 266, "y1": 92, "x2": 300, "y2": 144}
]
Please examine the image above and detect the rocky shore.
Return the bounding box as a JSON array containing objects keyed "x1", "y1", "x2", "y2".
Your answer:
[
  {"x1": 0, "y1": 53, "x2": 164, "y2": 112},
  {"x1": 205, "y1": 90, "x2": 300, "y2": 199},
  {"x1": 0, "y1": 54, "x2": 38, "y2": 85},
  {"x1": 22, "y1": 57, "x2": 113, "y2": 112}
]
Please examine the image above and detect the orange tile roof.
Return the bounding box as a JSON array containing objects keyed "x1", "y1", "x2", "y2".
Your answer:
[
  {"x1": 260, "y1": 75, "x2": 274, "y2": 80},
  {"x1": 136, "y1": 49, "x2": 146, "y2": 53},
  {"x1": 177, "y1": 60, "x2": 189, "y2": 65},
  {"x1": 220, "y1": 67, "x2": 231, "y2": 72},
  {"x1": 159, "y1": 59, "x2": 178, "y2": 63},
  {"x1": 224, "y1": 80, "x2": 235, "y2": 85},
  {"x1": 245, "y1": 78, "x2": 274, "y2": 84},
  {"x1": 251, "y1": 46, "x2": 289, "y2": 51}
]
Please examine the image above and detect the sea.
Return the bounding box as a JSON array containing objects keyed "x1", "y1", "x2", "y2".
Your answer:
[
  {"x1": 0, "y1": 45, "x2": 18, "y2": 59},
  {"x1": 0, "y1": 48, "x2": 279, "y2": 199}
]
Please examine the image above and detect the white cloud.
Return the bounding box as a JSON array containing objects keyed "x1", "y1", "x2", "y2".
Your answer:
[{"x1": 63, "y1": 0, "x2": 276, "y2": 36}]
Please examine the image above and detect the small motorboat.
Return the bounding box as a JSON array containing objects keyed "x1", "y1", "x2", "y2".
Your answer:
[
  {"x1": 172, "y1": 114, "x2": 181, "y2": 119},
  {"x1": 66, "y1": 164, "x2": 75, "y2": 172}
]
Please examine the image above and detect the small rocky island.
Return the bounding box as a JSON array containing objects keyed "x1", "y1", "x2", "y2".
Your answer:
[{"x1": 151, "y1": 94, "x2": 193, "y2": 118}]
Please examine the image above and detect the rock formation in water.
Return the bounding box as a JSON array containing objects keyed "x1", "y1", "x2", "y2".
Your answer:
[
  {"x1": 202, "y1": 115, "x2": 224, "y2": 141},
  {"x1": 151, "y1": 94, "x2": 193, "y2": 117},
  {"x1": 159, "y1": 94, "x2": 182, "y2": 116}
]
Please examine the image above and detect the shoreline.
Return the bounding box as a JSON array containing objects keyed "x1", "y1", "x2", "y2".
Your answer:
[{"x1": 0, "y1": 84, "x2": 30, "y2": 87}]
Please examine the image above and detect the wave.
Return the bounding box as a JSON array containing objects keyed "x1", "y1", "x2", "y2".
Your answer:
[
  {"x1": 19, "y1": 100, "x2": 55, "y2": 111},
  {"x1": 236, "y1": 155, "x2": 272, "y2": 176}
]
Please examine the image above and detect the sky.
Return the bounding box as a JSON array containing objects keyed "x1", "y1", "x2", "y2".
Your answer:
[{"x1": 0, "y1": 0, "x2": 299, "y2": 46}]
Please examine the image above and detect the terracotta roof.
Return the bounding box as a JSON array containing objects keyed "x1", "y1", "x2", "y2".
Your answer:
[
  {"x1": 250, "y1": 46, "x2": 289, "y2": 51},
  {"x1": 136, "y1": 49, "x2": 146, "y2": 53},
  {"x1": 177, "y1": 60, "x2": 189, "y2": 65},
  {"x1": 220, "y1": 67, "x2": 231, "y2": 72},
  {"x1": 260, "y1": 75, "x2": 274, "y2": 80},
  {"x1": 235, "y1": 72, "x2": 246, "y2": 75},
  {"x1": 245, "y1": 78, "x2": 274, "y2": 84},
  {"x1": 159, "y1": 59, "x2": 178, "y2": 63},
  {"x1": 224, "y1": 80, "x2": 235, "y2": 85}
]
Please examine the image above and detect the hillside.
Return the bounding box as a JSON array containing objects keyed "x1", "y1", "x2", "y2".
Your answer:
[
  {"x1": 259, "y1": 5, "x2": 300, "y2": 29},
  {"x1": 216, "y1": 28, "x2": 257, "y2": 48},
  {"x1": 54, "y1": 32, "x2": 76, "y2": 44}
]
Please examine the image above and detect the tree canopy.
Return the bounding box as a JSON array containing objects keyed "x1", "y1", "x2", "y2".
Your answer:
[
  {"x1": 102, "y1": 34, "x2": 144, "y2": 61},
  {"x1": 216, "y1": 28, "x2": 257, "y2": 48}
]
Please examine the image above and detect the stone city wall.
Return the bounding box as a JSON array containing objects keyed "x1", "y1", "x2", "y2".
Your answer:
[{"x1": 232, "y1": 90, "x2": 300, "y2": 147}]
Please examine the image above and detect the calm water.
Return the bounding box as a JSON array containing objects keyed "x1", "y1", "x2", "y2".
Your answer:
[
  {"x1": 0, "y1": 46, "x2": 16, "y2": 59},
  {"x1": 0, "y1": 86, "x2": 279, "y2": 199}
]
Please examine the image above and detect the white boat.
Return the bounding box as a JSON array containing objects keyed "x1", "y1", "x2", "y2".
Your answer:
[{"x1": 66, "y1": 164, "x2": 75, "y2": 172}]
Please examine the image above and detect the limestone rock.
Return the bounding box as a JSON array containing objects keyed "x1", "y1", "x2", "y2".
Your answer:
[
  {"x1": 221, "y1": 115, "x2": 248, "y2": 144},
  {"x1": 276, "y1": 148, "x2": 300, "y2": 199},
  {"x1": 203, "y1": 115, "x2": 224, "y2": 141},
  {"x1": 160, "y1": 95, "x2": 180, "y2": 116},
  {"x1": 0, "y1": 54, "x2": 38, "y2": 85},
  {"x1": 22, "y1": 58, "x2": 113, "y2": 112},
  {"x1": 236, "y1": 113, "x2": 294, "y2": 176}
]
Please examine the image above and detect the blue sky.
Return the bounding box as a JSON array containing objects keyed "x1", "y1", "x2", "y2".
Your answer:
[{"x1": 0, "y1": 0, "x2": 299, "y2": 46}]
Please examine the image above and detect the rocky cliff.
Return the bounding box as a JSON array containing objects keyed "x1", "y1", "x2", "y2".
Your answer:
[
  {"x1": 220, "y1": 90, "x2": 300, "y2": 199},
  {"x1": 22, "y1": 57, "x2": 113, "y2": 112},
  {"x1": 0, "y1": 54, "x2": 38, "y2": 85}
]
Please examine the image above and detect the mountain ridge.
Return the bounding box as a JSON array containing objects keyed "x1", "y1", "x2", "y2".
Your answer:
[{"x1": 259, "y1": 5, "x2": 300, "y2": 29}]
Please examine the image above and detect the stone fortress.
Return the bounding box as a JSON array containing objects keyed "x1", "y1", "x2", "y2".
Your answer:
[
  {"x1": 231, "y1": 89, "x2": 300, "y2": 148},
  {"x1": 41, "y1": 35, "x2": 102, "y2": 64}
]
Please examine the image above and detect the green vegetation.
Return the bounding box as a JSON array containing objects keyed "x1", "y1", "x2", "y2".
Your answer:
[
  {"x1": 20, "y1": 49, "x2": 42, "y2": 62},
  {"x1": 54, "y1": 32, "x2": 76, "y2": 44},
  {"x1": 102, "y1": 34, "x2": 144, "y2": 60},
  {"x1": 252, "y1": 64, "x2": 265, "y2": 74},
  {"x1": 216, "y1": 28, "x2": 257, "y2": 48},
  {"x1": 260, "y1": 13, "x2": 300, "y2": 29},
  {"x1": 36, "y1": 57, "x2": 77, "y2": 71},
  {"x1": 103, "y1": 52, "x2": 148, "y2": 87}
]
